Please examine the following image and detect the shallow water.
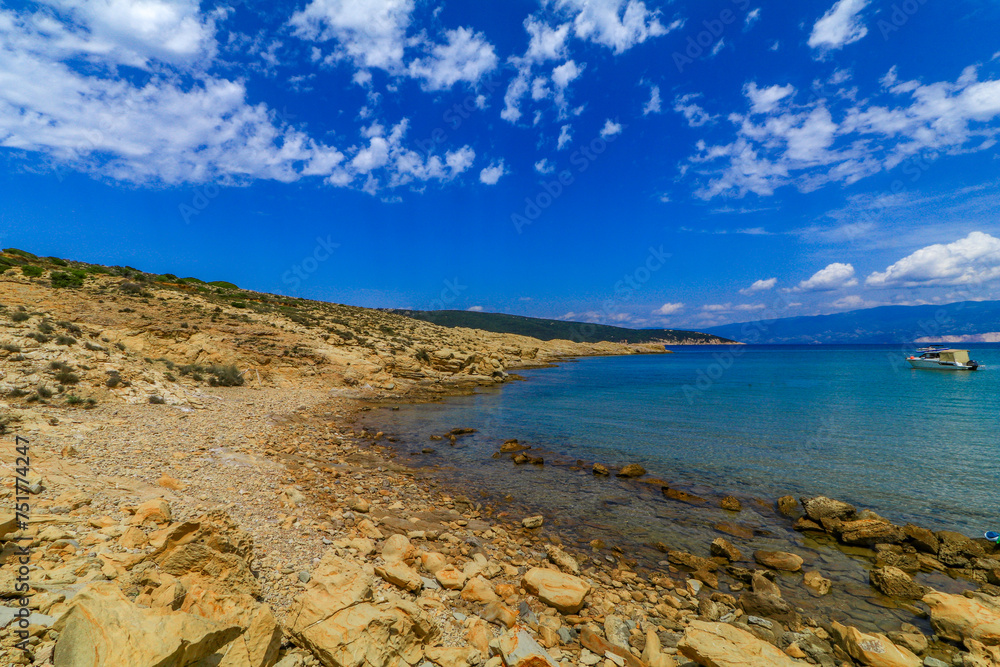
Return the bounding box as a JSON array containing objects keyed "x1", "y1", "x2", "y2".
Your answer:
[{"x1": 364, "y1": 344, "x2": 1000, "y2": 630}]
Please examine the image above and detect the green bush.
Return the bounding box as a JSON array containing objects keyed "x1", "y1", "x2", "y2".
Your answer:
[
  {"x1": 207, "y1": 364, "x2": 244, "y2": 387},
  {"x1": 120, "y1": 282, "x2": 143, "y2": 295},
  {"x1": 55, "y1": 370, "x2": 80, "y2": 384},
  {"x1": 3, "y1": 248, "x2": 36, "y2": 259},
  {"x1": 66, "y1": 395, "x2": 83, "y2": 405},
  {"x1": 21, "y1": 265, "x2": 44, "y2": 277},
  {"x1": 2, "y1": 344, "x2": 21, "y2": 353},
  {"x1": 55, "y1": 335, "x2": 77, "y2": 346},
  {"x1": 51, "y1": 271, "x2": 84, "y2": 288},
  {"x1": 36, "y1": 385, "x2": 53, "y2": 399},
  {"x1": 87, "y1": 265, "x2": 111, "y2": 274},
  {"x1": 10, "y1": 311, "x2": 29, "y2": 322},
  {"x1": 210, "y1": 281, "x2": 239, "y2": 289},
  {"x1": 37, "y1": 321, "x2": 54, "y2": 334},
  {"x1": 106, "y1": 373, "x2": 121, "y2": 388},
  {"x1": 231, "y1": 301, "x2": 247, "y2": 308},
  {"x1": 47, "y1": 257, "x2": 68, "y2": 266}
]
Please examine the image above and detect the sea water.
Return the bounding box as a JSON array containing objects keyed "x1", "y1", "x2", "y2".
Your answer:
[{"x1": 365, "y1": 344, "x2": 1000, "y2": 630}]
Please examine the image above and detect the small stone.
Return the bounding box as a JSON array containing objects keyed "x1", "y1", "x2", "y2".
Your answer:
[
  {"x1": 803, "y1": 571, "x2": 831, "y2": 596},
  {"x1": 753, "y1": 550, "x2": 803, "y2": 572},
  {"x1": 616, "y1": 464, "x2": 646, "y2": 478},
  {"x1": 522, "y1": 515, "x2": 544, "y2": 529},
  {"x1": 720, "y1": 496, "x2": 742, "y2": 512}
]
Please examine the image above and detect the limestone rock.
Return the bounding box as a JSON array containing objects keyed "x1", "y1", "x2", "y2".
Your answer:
[
  {"x1": 829, "y1": 621, "x2": 920, "y2": 667},
  {"x1": 546, "y1": 545, "x2": 580, "y2": 575},
  {"x1": 642, "y1": 629, "x2": 677, "y2": 667},
  {"x1": 801, "y1": 496, "x2": 855, "y2": 521},
  {"x1": 710, "y1": 538, "x2": 741, "y2": 562},
  {"x1": 461, "y1": 576, "x2": 499, "y2": 603},
  {"x1": 803, "y1": 571, "x2": 831, "y2": 596},
  {"x1": 776, "y1": 496, "x2": 799, "y2": 517},
  {"x1": 720, "y1": 496, "x2": 742, "y2": 512},
  {"x1": 132, "y1": 498, "x2": 172, "y2": 527},
  {"x1": 498, "y1": 628, "x2": 558, "y2": 667},
  {"x1": 522, "y1": 516, "x2": 543, "y2": 529},
  {"x1": 869, "y1": 566, "x2": 926, "y2": 600},
  {"x1": 579, "y1": 627, "x2": 644, "y2": 667},
  {"x1": 663, "y1": 487, "x2": 707, "y2": 505},
  {"x1": 839, "y1": 519, "x2": 906, "y2": 545},
  {"x1": 616, "y1": 464, "x2": 646, "y2": 478},
  {"x1": 435, "y1": 567, "x2": 466, "y2": 590},
  {"x1": 678, "y1": 619, "x2": 808, "y2": 667},
  {"x1": 152, "y1": 514, "x2": 260, "y2": 598},
  {"x1": 922, "y1": 591, "x2": 1000, "y2": 645},
  {"x1": 754, "y1": 550, "x2": 803, "y2": 572},
  {"x1": 376, "y1": 561, "x2": 422, "y2": 593},
  {"x1": 381, "y1": 534, "x2": 414, "y2": 563},
  {"x1": 604, "y1": 615, "x2": 630, "y2": 649},
  {"x1": 668, "y1": 550, "x2": 717, "y2": 572},
  {"x1": 426, "y1": 646, "x2": 480, "y2": 667},
  {"x1": 0, "y1": 511, "x2": 18, "y2": 541},
  {"x1": 421, "y1": 552, "x2": 448, "y2": 575},
  {"x1": 903, "y1": 524, "x2": 940, "y2": 554},
  {"x1": 217, "y1": 604, "x2": 282, "y2": 667},
  {"x1": 593, "y1": 463, "x2": 610, "y2": 476},
  {"x1": 521, "y1": 567, "x2": 590, "y2": 614},
  {"x1": 52, "y1": 582, "x2": 241, "y2": 667}
]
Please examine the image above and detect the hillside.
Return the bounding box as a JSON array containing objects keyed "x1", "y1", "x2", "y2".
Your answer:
[
  {"x1": 704, "y1": 300, "x2": 1000, "y2": 344},
  {"x1": 390, "y1": 309, "x2": 733, "y2": 344},
  {"x1": 0, "y1": 248, "x2": 669, "y2": 415}
]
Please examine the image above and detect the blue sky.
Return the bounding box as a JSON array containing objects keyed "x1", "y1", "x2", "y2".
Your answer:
[{"x1": 2, "y1": 0, "x2": 1000, "y2": 330}]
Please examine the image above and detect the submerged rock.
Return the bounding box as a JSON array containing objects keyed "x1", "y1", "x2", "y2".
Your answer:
[
  {"x1": 592, "y1": 463, "x2": 610, "y2": 476},
  {"x1": 710, "y1": 538, "x2": 742, "y2": 562},
  {"x1": 754, "y1": 550, "x2": 803, "y2": 572},
  {"x1": 803, "y1": 571, "x2": 832, "y2": 596},
  {"x1": 776, "y1": 496, "x2": 799, "y2": 517},
  {"x1": 869, "y1": 566, "x2": 926, "y2": 600},
  {"x1": 720, "y1": 496, "x2": 742, "y2": 512},
  {"x1": 663, "y1": 487, "x2": 707, "y2": 505},
  {"x1": 616, "y1": 463, "x2": 646, "y2": 478},
  {"x1": 801, "y1": 496, "x2": 856, "y2": 522}
]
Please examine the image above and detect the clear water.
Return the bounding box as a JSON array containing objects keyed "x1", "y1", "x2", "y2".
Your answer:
[{"x1": 365, "y1": 344, "x2": 1000, "y2": 630}]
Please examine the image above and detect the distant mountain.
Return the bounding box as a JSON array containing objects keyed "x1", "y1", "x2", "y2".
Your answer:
[
  {"x1": 390, "y1": 309, "x2": 734, "y2": 345},
  {"x1": 703, "y1": 300, "x2": 1000, "y2": 344}
]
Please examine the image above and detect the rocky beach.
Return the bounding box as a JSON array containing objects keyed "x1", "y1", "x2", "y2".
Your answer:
[{"x1": 2, "y1": 258, "x2": 1000, "y2": 667}]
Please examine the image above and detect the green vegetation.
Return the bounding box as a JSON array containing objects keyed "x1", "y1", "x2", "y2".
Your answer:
[
  {"x1": 21, "y1": 265, "x2": 44, "y2": 277},
  {"x1": 209, "y1": 280, "x2": 239, "y2": 289},
  {"x1": 55, "y1": 335, "x2": 77, "y2": 346},
  {"x1": 47, "y1": 257, "x2": 68, "y2": 266},
  {"x1": 51, "y1": 270, "x2": 85, "y2": 288},
  {"x1": 3, "y1": 248, "x2": 36, "y2": 259},
  {"x1": 10, "y1": 311, "x2": 29, "y2": 323},
  {"x1": 391, "y1": 309, "x2": 732, "y2": 344},
  {"x1": 2, "y1": 344, "x2": 21, "y2": 353}
]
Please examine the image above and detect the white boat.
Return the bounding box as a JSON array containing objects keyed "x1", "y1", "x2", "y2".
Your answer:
[{"x1": 907, "y1": 348, "x2": 981, "y2": 371}]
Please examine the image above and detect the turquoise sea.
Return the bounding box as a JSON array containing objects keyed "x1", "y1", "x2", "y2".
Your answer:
[{"x1": 366, "y1": 344, "x2": 1000, "y2": 630}]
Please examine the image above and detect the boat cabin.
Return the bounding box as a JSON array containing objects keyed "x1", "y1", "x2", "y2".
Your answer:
[{"x1": 916, "y1": 349, "x2": 971, "y2": 363}]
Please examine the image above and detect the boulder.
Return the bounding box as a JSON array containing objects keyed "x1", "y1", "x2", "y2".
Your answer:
[
  {"x1": 604, "y1": 615, "x2": 631, "y2": 649},
  {"x1": 642, "y1": 629, "x2": 678, "y2": 667},
  {"x1": 435, "y1": 567, "x2": 466, "y2": 590},
  {"x1": 217, "y1": 604, "x2": 282, "y2": 667},
  {"x1": 376, "y1": 561, "x2": 422, "y2": 593},
  {"x1": 0, "y1": 511, "x2": 19, "y2": 541},
  {"x1": 380, "y1": 534, "x2": 414, "y2": 563},
  {"x1": 52, "y1": 582, "x2": 241, "y2": 667},
  {"x1": 678, "y1": 619, "x2": 808, "y2": 667},
  {"x1": 803, "y1": 571, "x2": 831, "y2": 596},
  {"x1": 710, "y1": 538, "x2": 742, "y2": 562},
  {"x1": 754, "y1": 550, "x2": 803, "y2": 572},
  {"x1": 522, "y1": 516, "x2": 544, "y2": 529},
  {"x1": 289, "y1": 554, "x2": 438, "y2": 667},
  {"x1": 593, "y1": 463, "x2": 610, "y2": 476},
  {"x1": 420, "y1": 552, "x2": 448, "y2": 575},
  {"x1": 151, "y1": 514, "x2": 260, "y2": 597},
  {"x1": 776, "y1": 496, "x2": 799, "y2": 517},
  {"x1": 922, "y1": 591, "x2": 1000, "y2": 644},
  {"x1": 739, "y1": 591, "x2": 798, "y2": 625},
  {"x1": 498, "y1": 628, "x2": 558, "y2": 667},
  {"x1": 521, "y1": 568, "x2": 590, "y2": 614},
  {"x1": 461, "y1": 576, "x2": 499, "y2": 604},
  {"x1": 580, "y1": 626, "x2": 644, "y2": 667},
  {"x1": 132, "y1": 498, "x2": 172, "y2": 527},
  {"x1": 869, "y1": 566, "x2": 926, "y2": 600},
  {"x1": 546, "y1": 545, "x2": 580, "y2": 575},
  {"x1": 829, "y1": 621, "x2": 921, "y2": 667},
  {"x1": 801, "y1": 496, "x2": 855, "y2": 521},
  {"x1": 720, "y1": 496, "x2": 742, "y2": 512},
  {"x1": 903, "y1": 524, "x2": 940, "y2": 553},
  {"x1": 616, "y1": 464, "x2": 646, "y2": 478},
  {"x1": 839, "y1": 519, "x2": 906, "y2": 546},
  {"x1": 425, "y1": 646, "x2": 480, "y2": 667}
]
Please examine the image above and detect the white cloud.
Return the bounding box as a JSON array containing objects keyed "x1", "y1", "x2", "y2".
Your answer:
[
  {"x1": 557, "y1": 124, "x2": 572, "y2": 149},
  {"x1": 524, "y1": 16, "x2": 570, "y2": 62},
  {"x1": 534, "y1": 158, "x2": 555, "y2": 174},
  {"x1": 653, "y1": 302, "x2": 685, "y2": 315},
  {"x1": 744, "y1": 82, "x2": 795, "y2": 114},
  {"x1": 735, "y1": 303, "x2": 766, "y2": 311},
  {"x1": 555, "y1": 0, "x2": 674, "y2": 54},
  {"x1": 740, "y1": 277, "x2": 777, "y2": 294},
  {"x1": 643, "y1": 84, "x2": 661, "y2": 115},
  {"x1": 808, "y1": 0, "x2": 871, "y2": 51},
  {"x1": 744, "y1": 8, "x2": 761, "y2": 30},
  {"x1": 289, "y1": 0, "x2": 414, "y2": 72},
  {"x1": 674, "y1": 93, "x2": 717, "y2": 127},
  {"x1": 290, "y1": 0, "x2": 495, "y2": 90},
  {"x1": 866, "y1": 231, "x2": 1000, "y2": 287},
  {"x1": 407, "y1": 27, "x2": 498, "y2": 91},
  {"x1": 600, "y1": 119, "x2": 623, "y2": 138},
  {"x1": 829, "y1": 294, "x2": 867, "y2": 309},
  {"x1": 467, "y1": 305, "x2": 484, "y2": 312},
  {"x1": 709, "y1": 38, "x2": 724, "y2": 57},
  {"x1": 551, "y1": 59, "x2": 583, "y2": 89},
  {"x1": 787, "y1": 263, "x2": 858, "y2": 292},
  {"x1": 479, "y1": 159, "x2": 507, "y2": 185},
  {"x1": 34, "y1": 0, "x2": 218, "y2": 68},
  {"x1": 689, "y1": 66, "x2": 1000, "y2": 199},
  {"x1": 701, "y1": 303, "x2": 730, "y2": 312}
]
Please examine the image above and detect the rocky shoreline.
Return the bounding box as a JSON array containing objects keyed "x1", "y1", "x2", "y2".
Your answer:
[{"x1": 2, "y1": 267, "x2": 1000, "y2": 667}]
